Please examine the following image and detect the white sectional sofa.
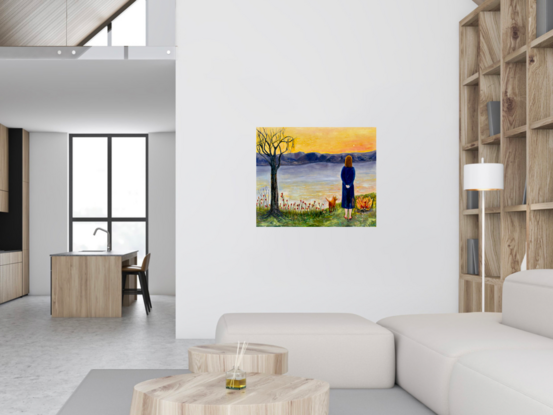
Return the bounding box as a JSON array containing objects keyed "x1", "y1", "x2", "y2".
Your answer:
[{"x1": 379, "y1": 270, "x2": 553, "y2": 415}]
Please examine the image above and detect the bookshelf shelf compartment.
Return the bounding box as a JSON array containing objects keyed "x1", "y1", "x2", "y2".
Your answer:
[
  {"x1": 461, "y1": 0, "x2": 501, "y2": 27},
  {"x1": 501, "y1": 208, "x2": 526, "y2": 279},
  {"x1": 504, "y1": 204, "x2": 527, "y2": 212},
  {"x1": 531, "y1": 30, "x2": 553, "y2": 49},
  {"x1": 461, "y1": 273, "x2": 502, "y2": 286},
  {"x1": 505, "y1": 125, "x2": 526, "y2": 138},
  {"x1": 505, "y1": 45, "x2": 527, "y2": 63},
  {"x1": 528, "y1": 210, "x2": 553, "y2": 269},
  {"x1": 463, "y1": 72, "x2": 480, "y2": 86},
  {"x1": 531, "y1": 116, "x2": 553, "y2": 130},
  {"x1": 482, "y1": 134, "x2": 500, "y2": 145},
  {"x1": 482, "y1": 61, "x2": 501, "y2": 76},
  {"x1": 463, "y1": 141, "x2": 479, "y2": 151},
  {"x1": 530, "y1": 202, "x2": 553, "y2": 211}
]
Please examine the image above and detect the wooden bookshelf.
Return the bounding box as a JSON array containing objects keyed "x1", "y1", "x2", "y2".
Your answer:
[{"x1": 459, "y1": 0, "x2": 542, "y2": 313}]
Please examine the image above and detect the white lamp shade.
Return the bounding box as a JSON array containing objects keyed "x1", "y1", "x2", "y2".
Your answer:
[{"x1": 464, "y1": 163, "x2": 504, "y2": 191}]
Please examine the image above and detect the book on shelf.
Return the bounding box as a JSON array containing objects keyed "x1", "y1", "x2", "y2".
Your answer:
[
  {"x1": 487, "y1": 102, "x2": 500, "y2": 137},
  {"x1": 523, "y1": 180, "x2": 527, "y2": 205},
  {"x1": 537, "y1": 0, "x2": 553, "y2": 38},
  {"x1": 467, "y1": 191, "x2": 478, "y2": 210}
]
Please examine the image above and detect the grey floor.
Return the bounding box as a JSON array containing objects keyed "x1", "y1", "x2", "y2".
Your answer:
[
  {"x1": 0, "y1": 296, "x2": 435, "y2": 415},
  {"x1": 0, "y1": 295, "x2": 209, "y2": 415}
]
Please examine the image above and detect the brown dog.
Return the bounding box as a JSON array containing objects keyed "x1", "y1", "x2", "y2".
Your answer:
[{"x1": 326, "y1": 196, "x2": 337, "y2": 212}]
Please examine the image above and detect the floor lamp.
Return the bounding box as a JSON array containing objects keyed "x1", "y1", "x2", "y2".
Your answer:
[{"x1": 464, "y1": 158, "x2": 504, "y2": 312}]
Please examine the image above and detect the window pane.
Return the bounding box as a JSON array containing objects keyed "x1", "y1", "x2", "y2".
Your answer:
[
  {"x1": 112, "y1": 222, "x2": 146, "y2": 264},
  {"x1": 73, "y1": 137, "x2": 108, "y2": 217},
  {"x1": 73, "y1": 222, "x2": 109, "y2": 252},
  {"x1": 112, "y1": 137, "x2": 146, "y2": 217},
  {"x1": 85, "y1": 27, "x2": 108, "y2": 46},
  {"x1": 112, "y1": 0, "x2": 146, "y2": 46}
]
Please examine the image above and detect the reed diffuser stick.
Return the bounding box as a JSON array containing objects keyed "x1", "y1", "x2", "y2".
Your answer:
[{"x1": 232, "y1": 342, "x2": 248, "y2": 380}]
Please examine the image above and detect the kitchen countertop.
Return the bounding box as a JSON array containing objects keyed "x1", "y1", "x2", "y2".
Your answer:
[{"x1": 51, "y1": 251, "x2": 138, "y2": 257}]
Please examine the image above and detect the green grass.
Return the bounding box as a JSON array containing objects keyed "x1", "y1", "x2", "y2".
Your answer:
[{"x1": 256, "y1": 193, "x2": 377, "y2": 227}]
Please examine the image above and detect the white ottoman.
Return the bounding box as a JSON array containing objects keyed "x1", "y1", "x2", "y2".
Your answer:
[{"x1": 215, "y1": 313, "x2": 395, "y2": 388}]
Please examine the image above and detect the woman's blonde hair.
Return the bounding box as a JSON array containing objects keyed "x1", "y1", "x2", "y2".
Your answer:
[{"x1": 345, "y1": 155, "x2": 353, "y2": 168}]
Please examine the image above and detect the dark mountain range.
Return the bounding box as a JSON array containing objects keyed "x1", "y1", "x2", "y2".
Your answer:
[{"x1": 256, "y1": 151, "x2": 376, "y2": 166}]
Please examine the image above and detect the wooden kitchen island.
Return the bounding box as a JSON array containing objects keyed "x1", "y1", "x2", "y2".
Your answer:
[{"x1": 50, "y1": 251, "x2": 138, "y2": 317}]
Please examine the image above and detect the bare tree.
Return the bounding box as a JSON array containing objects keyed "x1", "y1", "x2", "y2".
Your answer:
[{"x1": 256, "y1": 128, "x2": 297, "y2": 218}]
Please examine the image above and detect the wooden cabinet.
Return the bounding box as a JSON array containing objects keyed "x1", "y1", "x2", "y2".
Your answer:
[
  {"x1": 0, "y1": 127, "x2": 30, "y2": 302},
  {"x1": 0, "y1": 124, "x2": 8, "y2": 213},
  {"x1": 0, "y1": 260, "x2": 23, "y2": 304},
  {"x1": 0, "y1": 251, "x2": 22, "y2": 265}
]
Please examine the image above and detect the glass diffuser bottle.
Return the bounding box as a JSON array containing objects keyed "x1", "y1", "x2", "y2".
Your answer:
[{"x1": 226, "y1": 367, "x2": 246, "y2": 390}]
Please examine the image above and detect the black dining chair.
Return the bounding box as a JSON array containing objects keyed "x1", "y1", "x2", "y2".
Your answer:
[{"x1": 122, "y1": 253, "x2": 152, "y2": 315}]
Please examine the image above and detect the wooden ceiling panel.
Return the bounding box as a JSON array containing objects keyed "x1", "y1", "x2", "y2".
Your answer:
[
  {"x1": 0, "y1": 0, "x2": 135, "y2": 47},
  {"x1": 0, "y1": 0, "x2": 67, "y2": 46},
  {"x1": 67, "y1": 0, "x2": 136, "y2": 46}
]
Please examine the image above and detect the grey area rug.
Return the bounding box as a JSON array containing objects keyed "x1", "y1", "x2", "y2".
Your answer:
[{"x1": 57, "y1": 369, "x2": 436, "y2": 415}]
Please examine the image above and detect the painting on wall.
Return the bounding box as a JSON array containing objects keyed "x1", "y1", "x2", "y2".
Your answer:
[{"x1": 256, "y1": 127, "x2": 376, "y2": 227}]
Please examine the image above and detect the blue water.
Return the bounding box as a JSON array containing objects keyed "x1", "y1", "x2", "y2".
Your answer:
[{"x1": 256, "y1": 162, "x2": 376, "y2": 204}]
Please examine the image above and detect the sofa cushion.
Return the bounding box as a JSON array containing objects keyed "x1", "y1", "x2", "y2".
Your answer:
[
  {"x1": 378, "y1": 313, "x2": 553, "y2": 415},
  {"x1": 450, "y1": 350, "x2": 553, "y2": 415},
  {"x1": 503, "y1": 270, "x2": 553, "y2": 340},
  {"x1": 216, "y1": 313, "x2": 395, "y2": 388}
]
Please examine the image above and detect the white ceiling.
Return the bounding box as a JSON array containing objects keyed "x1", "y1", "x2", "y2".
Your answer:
[{"x1": 0, "y1": 59, "x2": 175, "y2": 133}]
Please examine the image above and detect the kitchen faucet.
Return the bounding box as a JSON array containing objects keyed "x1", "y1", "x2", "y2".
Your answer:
[{"x1": 93, "y1": 228, "x2": 111, "y2": 252}]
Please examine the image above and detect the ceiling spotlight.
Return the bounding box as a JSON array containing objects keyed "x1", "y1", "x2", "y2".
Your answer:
[
  {"x1": 57, "y1": 50, "x2": 62, "y2": 55},
  {"x1": 72, "y1": 50, "x2": 76, "y2": 55},
  {"x1": 167, "y1": 50, "x2": 171, "y2": 55}
]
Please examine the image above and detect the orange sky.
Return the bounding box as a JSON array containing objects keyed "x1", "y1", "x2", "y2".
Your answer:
[{"x1": 277, "y1": 127, "x2": 376, "y2": 154}]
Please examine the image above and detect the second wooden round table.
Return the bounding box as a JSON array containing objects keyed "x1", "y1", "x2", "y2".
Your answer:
[{"x1": 188, "y1": 343, "x2": 288, "y2": 374}]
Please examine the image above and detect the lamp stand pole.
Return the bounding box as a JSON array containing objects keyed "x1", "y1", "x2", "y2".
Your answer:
[{"x1": 481, "y1": 190, "x2": 486, "y2": 313}]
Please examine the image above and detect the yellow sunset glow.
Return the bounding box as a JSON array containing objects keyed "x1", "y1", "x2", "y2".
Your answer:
[{"x1": 280, "y1": 127, "x2": 376, "y2": 154}]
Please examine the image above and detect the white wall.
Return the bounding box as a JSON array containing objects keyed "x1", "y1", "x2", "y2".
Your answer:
[
  {"x1": 147, "y1": 0, "x2": 175, "y2": 46},
  {"x1": 29, "y1": 132, "x2": 176, "y2": 296},
  {"x1": 175, "y1": 0, "x2": 476, "y2": 338},
  {"x1": 149, "y1": 132, "x2": 176, "y2": 295},
  {"x1": 29, "y1": 132, "x2": 68, "y2": 296}
]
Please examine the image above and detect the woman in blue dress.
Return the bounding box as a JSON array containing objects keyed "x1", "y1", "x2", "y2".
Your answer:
[{"x1": 341, "y1": 155, "x2": 356, "y2": 220}]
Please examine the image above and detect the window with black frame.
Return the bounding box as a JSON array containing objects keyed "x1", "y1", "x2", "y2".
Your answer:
[{"x1": 69, "y1": 135, "x2": 148, "y2": 264}]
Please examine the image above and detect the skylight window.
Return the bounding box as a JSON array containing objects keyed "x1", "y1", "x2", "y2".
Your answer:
[{"x1": 85, "y1": 0, "x2": 146, "y2": 47}]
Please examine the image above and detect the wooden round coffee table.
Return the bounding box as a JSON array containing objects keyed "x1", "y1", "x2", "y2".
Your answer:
[
  {"x1": 188, "y1": 343, "x2": 288, "y2": 374},
  {"x1": 130, "y1": 372, "x2": 329, "y2": 415}
]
